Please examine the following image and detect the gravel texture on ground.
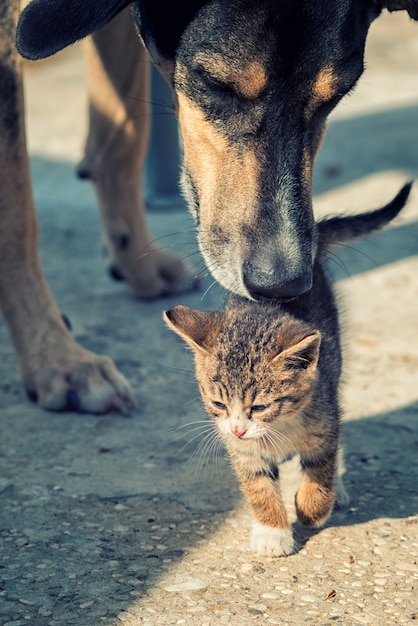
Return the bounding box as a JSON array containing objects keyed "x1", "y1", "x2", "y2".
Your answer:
[{"x1": 0, "y1": 11, "x2": 417, "y2": 626}]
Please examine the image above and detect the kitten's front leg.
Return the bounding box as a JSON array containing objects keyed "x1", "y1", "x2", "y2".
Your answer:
[
  {"x1": 296, "y1": 446, "x2": 338, "y2": 528},
  {"x1": 231, "y1": 456, "x2": 294, "y2": 557}
]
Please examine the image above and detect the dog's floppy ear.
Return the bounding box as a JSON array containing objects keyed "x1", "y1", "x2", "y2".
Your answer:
[
  {"x1": 132, "y1": 1, "x2": 207, "y2": 80},
  {"x1": 381, "y1": 0, "x2": 418, "y2": 19},
  {"x1": 16, "y1": 0, "x2": 132, "y2": 60}
]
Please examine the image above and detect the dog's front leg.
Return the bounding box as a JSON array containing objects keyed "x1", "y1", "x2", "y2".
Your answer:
[
  {"x1": 0, "y1": 1, "x2": 135, "y2": 413},
  {"x1": 79, "y1": 9, "x2": 197, "y2": 298}
]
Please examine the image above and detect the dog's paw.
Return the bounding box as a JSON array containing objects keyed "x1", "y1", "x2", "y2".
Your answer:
[
  {"x1": 106, "y1": 237, "x2": 201, "y2": 299},
  {"x1": 250, "y1": 524, "x2": 294, "y2": 557},
  {"x1": 23, "y1": 332, "x2": 136, "y2": 415},
  {"x1": 139, "y1": 245, "x2": 201, "y2": 297}
]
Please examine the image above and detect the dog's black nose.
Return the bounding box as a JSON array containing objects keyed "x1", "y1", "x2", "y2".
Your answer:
[{"x1": 243, "y1": 261, "x2": 312, "y2": 300}]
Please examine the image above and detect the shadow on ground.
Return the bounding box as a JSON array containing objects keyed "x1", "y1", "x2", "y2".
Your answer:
[
  {"x1": 295, "y1": 400, "x2": 418, "y2": 550},
  {"x1": 0, "y1": 99, "x2": 417, "y2": 624},
  {"x1": 1, "y1": 400, "x2": 417, "y2": 624},
  {"x1": 315, "y1": 104, "x2": 418, "y2": 195}
]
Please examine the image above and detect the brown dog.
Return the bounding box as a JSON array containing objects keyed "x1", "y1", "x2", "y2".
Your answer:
[
  {"x1": 1, "y1": 0, "x2": 416, "y2": 413},
  {"x1": 0, "y1": 5, "x2": 193, "y2": 413}
]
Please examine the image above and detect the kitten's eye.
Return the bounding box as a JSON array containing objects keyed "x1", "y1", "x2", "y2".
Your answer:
[
  {"x1": 252, "y1": 404, "x2": 268, "y2": 413},
  {"x1": 212, "y1": 400, "x2": 227, "y2": 410}
]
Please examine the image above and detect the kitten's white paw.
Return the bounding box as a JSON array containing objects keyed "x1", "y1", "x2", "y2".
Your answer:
[{"x1": 251, "y1": 524, "x2": 294, "y2": 557}]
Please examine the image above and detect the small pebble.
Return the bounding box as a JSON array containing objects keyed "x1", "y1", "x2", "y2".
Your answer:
[{"x1": 164, "y1": 580, "x2": 207, "y2": 592}]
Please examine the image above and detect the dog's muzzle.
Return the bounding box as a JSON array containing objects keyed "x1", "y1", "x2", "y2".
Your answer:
[
  {"x1": 243, "y1": 259, "x2": 313, "y2": 301},
  {"x1": 243, "y1": 262, "x2": 312, "y2": 300}
]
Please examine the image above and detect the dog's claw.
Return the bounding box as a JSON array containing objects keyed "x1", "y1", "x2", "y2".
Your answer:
[
  {"x1": 104, "y1": 237, "x2": 200, "y2": 299},
  {"x1": 62, "y1": 390, "x2": 137, "y2": 416},
  {"x1": 106, "y1": 393, "x2": 137, "y2": 416},
  {"x1": 66, "y1": 389, "x2": 83, "y2": 412},
  {"x1": 26, "y1": 389, "x2": 38, "y2": 403},
  {"x1": 108, "y1": 265, "x2": 125, "y2": 282},
  {"x1": 61, "y1": 313, "x2": 72, "y2": 331},
  {"x1": 22, "y1": 336, "x2": 137, "y2": 415}
]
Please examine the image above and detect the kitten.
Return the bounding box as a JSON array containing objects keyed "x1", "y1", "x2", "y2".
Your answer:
[{"x1": 164, "y1": 183, "x2": 412, "y2": 557}]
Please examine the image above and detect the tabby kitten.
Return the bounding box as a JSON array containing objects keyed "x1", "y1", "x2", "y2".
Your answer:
[{"x1": 164, "y1": 184, "x2": 411, "y2": 557}]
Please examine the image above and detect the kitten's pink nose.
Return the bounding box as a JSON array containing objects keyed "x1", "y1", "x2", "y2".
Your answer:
[{"x1": 232, "y1": 428, "x2": 247, "y2": 438}]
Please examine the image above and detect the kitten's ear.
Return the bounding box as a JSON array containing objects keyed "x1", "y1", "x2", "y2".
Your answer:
[
  {"x1": 272, "y1": 331, "x2": 321, "y2": 373},
  {"x1": 164, "y1": 306, "x2": 224, "y2": 354}
]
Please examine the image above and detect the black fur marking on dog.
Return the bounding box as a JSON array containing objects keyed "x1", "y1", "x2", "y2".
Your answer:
[
  {"x1": 109, "y1": 266, "x2": 125, "y2": 282},
  {"x1": 16, "y1": 0, "x2": 418, "y2": 301},
  {"x1": 167, "y1": 0, "x2": 383, "y2": 299},
  {"x1": 16, "y1": 0, "x2": 132, "y2": 60},
  {"x1": 0, "y1": 3, "x2": 22, "y2": 143}
]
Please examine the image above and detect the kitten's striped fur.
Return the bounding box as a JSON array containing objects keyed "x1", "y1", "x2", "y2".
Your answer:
[{"x1": 165, "y1": 183, "x2": 411, "y2": 557}]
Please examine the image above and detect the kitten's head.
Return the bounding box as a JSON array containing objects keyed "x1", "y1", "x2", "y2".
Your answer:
[{"x1": 164, "y1": 305, "x2": 321, "y2": 444}]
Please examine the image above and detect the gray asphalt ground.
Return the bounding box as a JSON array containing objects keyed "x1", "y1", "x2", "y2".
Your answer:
[{"x1": 1, "y1": 11, "x2": 418, "y2": 626}]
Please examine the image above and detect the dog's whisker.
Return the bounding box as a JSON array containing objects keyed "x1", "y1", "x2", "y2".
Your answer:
[
  {"x1": 127, "y1": 95, "x2": 175, "y2": 111},
  {"x1": 333, "y1": 242, "x2": 380, "y2": 266},
  {"x1": 200, "y1": 279, "x2": 219, "y2": 302},
  {"x1": 323, "y1": 250, "x2": 351, "y2": 277}
]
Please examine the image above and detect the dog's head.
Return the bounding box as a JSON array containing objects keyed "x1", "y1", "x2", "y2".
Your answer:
[{"x1": 17, "y1": 0, "x2": 418, "y2": 300}]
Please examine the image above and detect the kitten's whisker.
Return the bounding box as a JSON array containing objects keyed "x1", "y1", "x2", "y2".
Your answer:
[
  {"x1": 214, "y1": 439, "x2": 227, "y2": 481},
  {"x1": 264, "y1": 427, "x2": 296, "y2": 454},
  {"x1": 207, "y1": 435, "x2": 225, "y2": 481},
  {"x1": 182, "y1": 432, "x2": 217, "y2": 463},
  {"x1": 169, "y1": 418, "x2": 213, "y2": 432},
  {"x1": 158, "y1": 362, "x2": 194, "y2": 376},
  {"x1": 266, "y1": 430, "x2": 285, "y2": 457},
  {"x1": 183, "y1": 395, "x2": 204, "y2": 406},
  {"x1": 168, "y1": 425, "x2": 209, "y2": 441},
  {"x1": 168, "y1": 420, "x2": 213, "y2": 439},
  {"x1": 171, "y1": 425, "x2": 214, "y2": 456},
  {"x1": 263, "y1": 427, "x2": 335, "y2": 483},
  {"x1": 188, "y1": 428, "x2": 221, "y2": 477},
  {"x1": 170, "y1": 432, "x2": 211, "y2": 454},
  {"x1": 193, "y1": 435, "x2": 217, "y2": 478}
]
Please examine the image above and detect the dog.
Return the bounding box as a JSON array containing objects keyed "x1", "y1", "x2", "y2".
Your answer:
[{"x1": 0, "y1": 0, "x2": 416, "y2": 413}]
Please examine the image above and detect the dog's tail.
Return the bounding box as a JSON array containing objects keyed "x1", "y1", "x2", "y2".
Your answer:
[{"x1": 317, "y1": 182, "x2": 413, "y2": 253}]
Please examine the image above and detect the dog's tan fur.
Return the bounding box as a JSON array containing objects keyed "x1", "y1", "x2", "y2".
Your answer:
[
  {"x1": 235, "y1": 61, "x2": 268, "y2": 99},
  {"x1": 0, "y1": 4, "x2": 190, "y2": 412},
  {"x1": 81, "y1": 11, "x2": 192, "y2": 298},
  {"x1": 1, "y1": 0, "x2": 417, "y2": 412},
  {"x1": 178, "y1": 89, "x2": 261, "y2": 293},
  {"x1": 313, "y1": 67, "x2": 337, "y2": 103},
  {"x1": 193, "y1": 53, "x2": 268, "y2": 99}
]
